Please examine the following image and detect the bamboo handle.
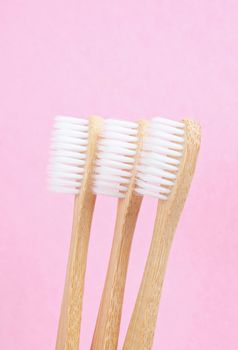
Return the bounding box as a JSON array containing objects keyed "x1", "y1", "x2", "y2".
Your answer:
[
  {"x1": 123, "y1": 120, "x2": 201, "y2": 350},
  {"x1": 91, "y1": 120, "x2": 147, "y2": 350},
  {"x1": 56, "y1": 116, "x2": 103, "y2": 350},
  {"x1": 90, "y1": 195, "x2": 142, "y2": 350}
]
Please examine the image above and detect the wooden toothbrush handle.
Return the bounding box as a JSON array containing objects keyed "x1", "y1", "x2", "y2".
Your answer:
[
  {"x1": 56, "y1": 193, "x2": 96, "y2": 350},
  {"x1": 123, "y1": 120, "x2": 201, "y2": 350},
  {"x1": 123, "y1": 200, "x2": 182, "y2": 350},
  {"x1": 91, "y1": 195, "x2": 143, "y2": 350},
  {"x1": 56, "y1": 116, "x2": 103, "y2": 350}
]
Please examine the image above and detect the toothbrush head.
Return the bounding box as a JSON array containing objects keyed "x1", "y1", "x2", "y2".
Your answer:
[
  {"x1": 136, "y1": 117, "x2": 185, "y2": 200},
  {"x1": 48, "y1": 116, "x2": 89, "y2": 194},
  {"x1": 92, "y1": 119, "x2": 139, "y2": 198}
]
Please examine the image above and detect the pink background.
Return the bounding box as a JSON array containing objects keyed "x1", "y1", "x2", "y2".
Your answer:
[{"x1": 1, "y1": 1, "x2": 237, "y2": 349}]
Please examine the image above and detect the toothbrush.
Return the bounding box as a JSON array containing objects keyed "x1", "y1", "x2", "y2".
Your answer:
[
  {"x1": 90, "y1": 118, "x2": 147, "y2": 350},
  {"x1": 123, "y1": 118, "x2": 201, "y2": 350},
  {"x1": 48, "y1": 115, "x2": 103, "y2": 350}
]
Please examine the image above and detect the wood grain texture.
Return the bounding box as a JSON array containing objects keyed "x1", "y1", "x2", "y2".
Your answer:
[
  {"x1": 123, "y1": 119, "x2": 201, "y2": 350},
  {"x1": 56, "y1": 116, "x2": 103, "y2": 350},
  {"x1": 90, "y1": 120, "x2": 148, "y2": 350}
]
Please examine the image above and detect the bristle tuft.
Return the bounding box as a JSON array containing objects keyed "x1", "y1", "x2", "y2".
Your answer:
[
  {"x1": 136, "y1": 117, "x2": 185, "y2": 199},
  {"x1": 93, "y1": 119, "x2": 138, "y2": 197},
  {"x1": 48, "y1": 116, "x2": 88, "y2": 194}
]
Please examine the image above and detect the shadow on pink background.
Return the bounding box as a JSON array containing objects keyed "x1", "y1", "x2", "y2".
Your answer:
[{"x1": 0, "y1": 1, "x2": 237, "y2": 349}]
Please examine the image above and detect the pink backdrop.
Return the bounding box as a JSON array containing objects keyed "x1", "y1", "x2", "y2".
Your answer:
[{"x1": 1, "y1": 1, "x2": 237, "y2": 349}]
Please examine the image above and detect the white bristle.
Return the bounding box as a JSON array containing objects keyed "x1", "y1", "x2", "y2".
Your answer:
[
  {"x1": 93, "y1": 119, "x2": 138, "y2": 198},
  {"x1": 136, "y1": 117, "x2": 185, "y2": 200},
  {"x1": 48, "y1": 116, "x2": 88, "y2": 194}
]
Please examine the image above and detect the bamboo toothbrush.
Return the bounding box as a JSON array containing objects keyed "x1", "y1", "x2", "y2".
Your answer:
[
  {"x1": 48, "y1": 115, "x2": 103, "y2": 350},
  {"x1": 90, "y1": 118, "x2": 147, "y2": 350},
  {"x1": 123, "y1": 118, "x2": 201, "y2": 350}
]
